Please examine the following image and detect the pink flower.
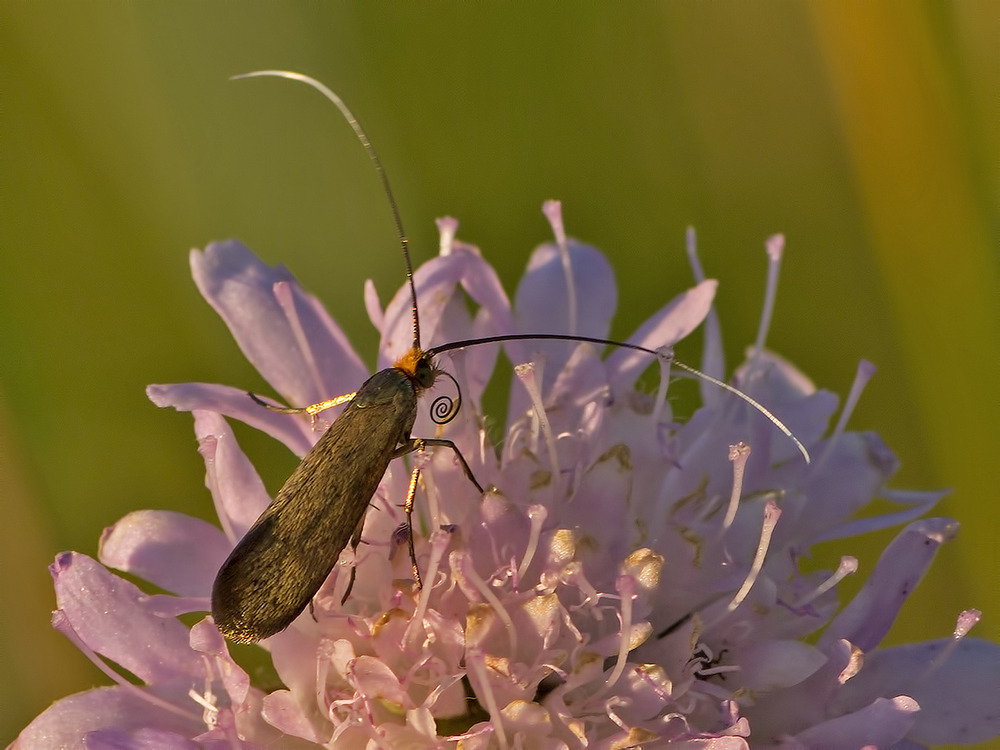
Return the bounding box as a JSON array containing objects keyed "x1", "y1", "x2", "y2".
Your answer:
[{"x1": 16, "y1": 206, "x2": 1000, "y2": 748}]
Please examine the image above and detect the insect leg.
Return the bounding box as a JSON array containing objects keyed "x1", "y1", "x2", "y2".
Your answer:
[
  {"x1": 391, "y1": 437, "x2": 484, "y2": 590},
  {"x1": 403, "y1": 466, "x2": 422, "y2": 588},
  {"x1": 410, "y1": 438, "x2": 484, "y2": 493},
  {"x1": 339, "y1": 513, "x2": 368, "y2": 605},
  {"x1": 248, "y1": 391, "x2": 357, "y2": 427}
]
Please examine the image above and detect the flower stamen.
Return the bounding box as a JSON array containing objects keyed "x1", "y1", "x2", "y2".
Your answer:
[
  {"x1": 794, "y1": 556, "x2": 858, "y2": 609},
  {"x1": 542, "y1": 200, "x2": 577, "y2": 336},
  {"x1": 721, "y1": 442, "x2": 751, "y2": 534},
  {"x1": 752, "y1": 234, "x2": 784, "y2": 359},
  {"x1": 516, "y1": 505, "x2": 547, "y2": 588},
  {"x1": 515, "y1": 362, "x2": 561, "y2": 484}
]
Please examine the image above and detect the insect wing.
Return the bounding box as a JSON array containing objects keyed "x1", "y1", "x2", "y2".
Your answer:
[{"x1": 212, "y1": 368, "x2": 419, "y2": 643}]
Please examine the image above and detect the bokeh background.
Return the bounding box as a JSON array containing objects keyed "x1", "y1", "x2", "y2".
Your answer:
[{"x1": 3, "y1": 3, "x2": 997, "y2": 744}]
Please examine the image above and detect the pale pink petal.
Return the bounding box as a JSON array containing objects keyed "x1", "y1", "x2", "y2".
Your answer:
[
  {"x1": 737, "y1": 639, "x2": 827, "y2": 693},
  {"x1": 503, "y1": 241, "x2": 616, "y2": 426},
  {"x1": 83, "y1": 726, "x2": 200, "y2": 749},
  {"x1": 189, "y1": 618, "x2": 251, "y2": 710},
  {"x1": 833, "y1": 638, "x2": 1000, "y2": 746},
  {"x1": 12, "y1": 687, "x2": 202, "y2": 749},
  {"x1": 606, "y1": 278, "x2": 717, "y2": 392},
  {"x1": 260, "y1": 690, "x2": 327, "y2": 743},
  {"x1": 191, "y1": 240, "x2": 367, "y2": 406},
  {"x1": 98, "y1": 510, "x2": 228, "y2": 597},
  {"x1": 791, "y1": 695, "x2": 919, "y2": 749},
  {"x1": 514, "y1": 240, "x2": 616, "y2": 342},
  {"x1": 821, "y1": 518, "x2": 959, "y2": 652},
  {"x1": 147, "y1": 382, "x2": 314, "y2": 457},
  {"x1": 193, "y1": 410, "x2": 271, "y2": 542},
  {"x1": 51, "y1": 553, "x2": 204, "y2": 685}
]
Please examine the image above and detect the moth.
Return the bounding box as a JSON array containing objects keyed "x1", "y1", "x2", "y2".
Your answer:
[{"x1": 211, "y1": 71, "x2": 808, "y2": 644}]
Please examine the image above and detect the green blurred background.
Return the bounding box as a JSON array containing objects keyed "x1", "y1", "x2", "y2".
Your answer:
[{"x1": 2, "y1": 2, "x2": 997, "y2": 743}]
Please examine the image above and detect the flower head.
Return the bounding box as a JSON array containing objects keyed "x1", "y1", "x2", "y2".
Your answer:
[{"x1": 16, "y1": 205, "x2": 1000, "y2": 748}]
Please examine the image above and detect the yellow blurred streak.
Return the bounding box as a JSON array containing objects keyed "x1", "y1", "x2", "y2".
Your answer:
[{"x1": 813, "y1": 3, "x2": 1000, "y2": 641}]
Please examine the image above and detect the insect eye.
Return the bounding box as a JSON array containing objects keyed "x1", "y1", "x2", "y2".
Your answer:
[{"x1": 415, "y1": 359, "x2": 436, "y2": 389}]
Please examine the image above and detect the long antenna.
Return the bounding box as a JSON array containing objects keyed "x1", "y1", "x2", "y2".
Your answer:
[
  {"x1": 233, "y1": 70, "x2": 421, "y2": 350},
  {"x1": 234, "y1": 71, "x2": 810, "y2": 466},
  {"x1": 431, "y1": 333, "x2": 811, "y2": 464}
]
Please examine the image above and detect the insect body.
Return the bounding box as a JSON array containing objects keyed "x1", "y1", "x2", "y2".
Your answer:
[{"x1": 212, "y1": 349, "x2": 474, "y2": 643}]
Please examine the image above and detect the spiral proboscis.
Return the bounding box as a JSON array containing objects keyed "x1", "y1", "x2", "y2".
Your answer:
[{"x1": 430, "y1": 370, "x2": 462, "y2": 425}]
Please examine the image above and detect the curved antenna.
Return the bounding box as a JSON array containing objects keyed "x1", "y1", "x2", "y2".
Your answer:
[
  {"x1": 233, "y1": 70, "x2": 421, "y2": 350},
  {"x1": 430, "y1": 332, "x2": 810, "y2": 464}
]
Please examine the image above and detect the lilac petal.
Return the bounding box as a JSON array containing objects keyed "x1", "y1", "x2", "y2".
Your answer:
[
  {"x1": 147, "y1": 382, "x2": 314, "y2": 458},
  {"x1": 775, "y1": 432, "x2": 901, "y2": 544},
  {"x1": 12, "y1": 686, "x2": 202, "y2": 749},
  {"x1": 364, "y1": 277, "x2": 385, "y2": 331},
  {"x1": 731, "y1": 350, "x2": 839, "y2": 462},
  {"x1": 514, "y1": 240, "x2": 616, "y2": 341},
  {"x1": 511, "y1": 240, "x2": 616, "y2": 380},
  {"x1": 379, "y1": 248, "x2": 513, "y2": 363},
  {"x1": 606, "y1": 279, "x2": 717, "y2": 392},
  {"x1": 833, "y1": 638, "x2": 1000, "y2": 746},
  {"x1": 792, "y1": 695, "x2": 920, "y2": 749},
  {"x1": 52, "y1": 552, "x2": 205, "y2": 685},
  {"x1": 191, "y1": 240, "x2": 367, "y2": 407},
  {"x1": 808, "y1": 487, "x2": 948, "y2": 544},
  {"x1": 84, "y1": 726, "x2": 199, "y2": 749},
  {"x1": 740, "y1": 639, "x2": 857, "y2": 740},
  {"x1": 379, "y1": 247, "x2": 514, "y2": 414},
  {"x1": 193, "y1": 411, "x2": 271, "y2": 542},
  {"x1": 99, "y1": 510, "x2": 228, "y2": 597},
  {"x1": 378, "y1": 252, "x2": 472, "y2": 366},
  {"x1": 737, "y1": 639, "x2": 827, "y2": 692},
  {"x1": 505, "y1": 241, "x2": 616, "y2": 426},
  {"x1": 685, "y1": 227, "x2": 727, "y2": 393},
  {"x1": 820, "y1": 518, "x2": 958, "y2": 652}
]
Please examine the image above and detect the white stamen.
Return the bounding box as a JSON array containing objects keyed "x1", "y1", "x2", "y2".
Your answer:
[
  {"x1": 604, "y1": 575, "x2": 637, "y2": 693},
  {"x1": 515, "y1": 362, "x2": 561, "y2": 482},
  {"x1": 652, "y1": 346, "x2": 674, "y2": 425},
  {"x1": 794, "y1": 556, "x2": 858, "y2": 608},
  {"x1": 455, "y1": 550, "x2": 518, "y2": 655},
  {"x1": 920, "y1": 609, "x2": 982, "y2": 683},
  {"x1": 406, "y1": 528, "x2": 452, "y2": 646},
  {"x1": 685, "y1": 226, "x2": 707, "y2": 283},
  {"x1": 811, "y1": 360, "x2": 879, "y2": 473},
  {"x1": 543, "y1": 200, "x2": 577, "y2": 336},
  {"x1": 516, "y1": 505, "x2": 548, "y2": 586},
  {"x1": 721, "y1": 442, "x2": 752, "y2": 533},
  {"x1": 955, "y1": 608, "x2": 982, "y2": 638},
  {"x1": 709, "y1": 500, "x2": 781, "y2": 628},
  {"x1": 436, "y1": 216, "x2": 459, "y2": 256},
  {"x1": 417, "y1": 453, "x2": 444, "y2": 537},
  {"x1": 467, "y1": 648, "x2": 509, "y2": 750},
  {"x1": 836, "y1": 360, "x2": 877, "y2": 438},
  {"x1": 752, "y1": 234, "x2": 784, "y2": 358},
  {"x1": 316, "y1": 638, "x2": 335, "y2": 716},
  {"x1": 187, "y1": 685, "x2": 219, "y2": 729}
]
